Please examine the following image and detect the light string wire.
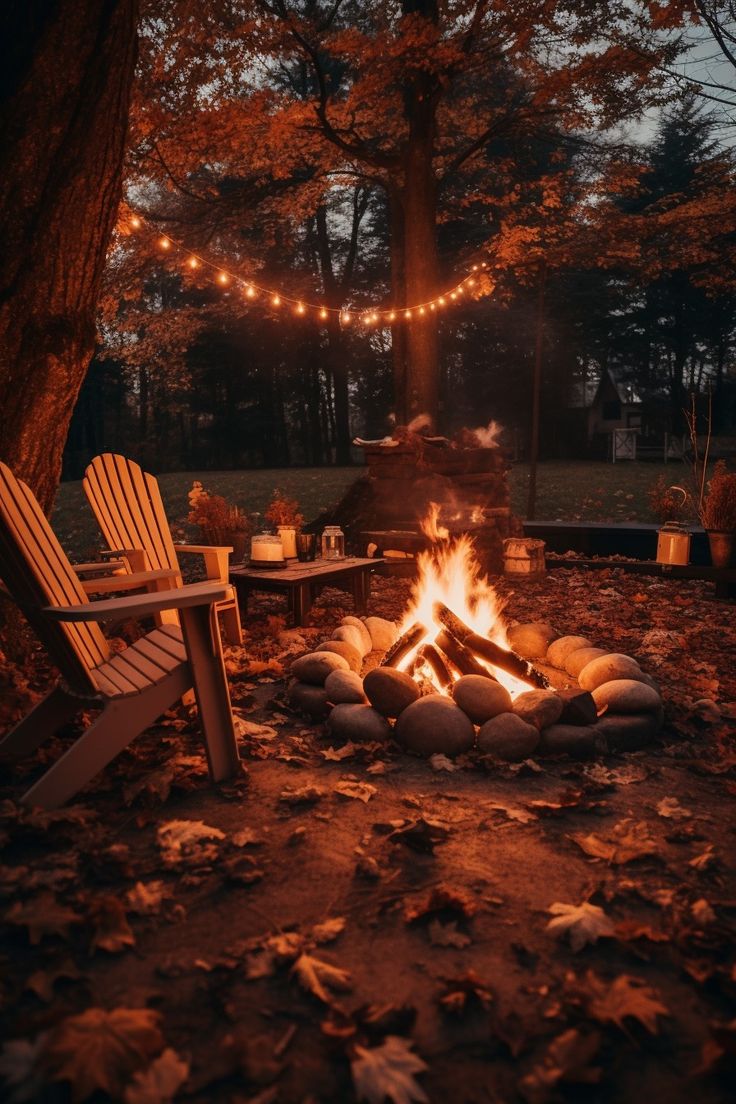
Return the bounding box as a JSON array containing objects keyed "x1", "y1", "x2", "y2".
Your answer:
[{"x1": 127, "y1": 213, "x2": 491, "y2": 326}]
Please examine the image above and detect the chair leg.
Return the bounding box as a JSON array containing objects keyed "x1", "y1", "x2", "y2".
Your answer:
[
  {"x1": 218, "y1": 596, "x2": 243, "y2": 646},
  {"x1": 21, "y1": 671, "x2": 189, "y2": 809},
  {"x1": 179, "y1": 603, "x2": 240, "y2": 782},
  {"x1": 0, "y1": 685, "x2": 80, "y2": 761}
]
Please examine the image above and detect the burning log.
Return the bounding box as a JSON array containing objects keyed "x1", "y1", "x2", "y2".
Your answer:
[
  {"x1": 433, "y1": 602, "x2": 550, "y2": 689},
  {"x1": 435, "y1": 629, "x2": 497, "y2": 680},
  {"x1": 380, "y1": 622, "x2": 426, "y2": 669},
  {"x1": 413, "y1": 643, "x2": 452, "y2": 690}
]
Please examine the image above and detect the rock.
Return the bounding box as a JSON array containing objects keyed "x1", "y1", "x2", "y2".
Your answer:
[
  {"x1": 340, "y1": 616, "x2": 373, "y2": 656},
  {"x1": 477, "y1": 713, "x2": 540, "y2": 761},
  {"x1": 364, "y1": 616, "x2": 398, "y2": 653},
  {"x1": 317, "y1": 639, "x2": 363, "y2": 674},
  {"x1": 395, "y1": 695, "x2": 475, "y2": 757},
  {"x1": 564, "y1": 647, "x2": 608, "y2": 677},
  {"x1": 538, "y1": 724, "x2": 605, "y2": 759},
  {"x1": 451, "y1": 675, "x2": 513, "y2": 724},
  {"x1": 594, "y1": 711, "x2": 663, "y2": 752},
  {"x1": 557, "y1": 688, "x2": 598, "y2": 726},
  {"x1": 324, "y1": 669, "x2": 368, "y2": 705},
  {"x1": 326, "y1": 704, "x2": 392, "y2": 744},
  {"x1": 363, "y1": 667, "x2": 420, "y2": 718},
  {"x1": 512, "y1": 689, "x2": 564, "y2": 731},
  {"x1": 331, "y1": 625, "x2": 366, "y2": 655},
  {"x1": 291, "y1": 651, "x2": 349, "y2": 686},
  {"x1": 547, "y1": 635, "x2": 592, "y2": 668},
  {"x1": 506, "y1": 622, "x2": 559, "y2": 660},
  {"x1": 578, "y1": 653, "x2": 644, "y2": 692},
  {"x1": 592, "y1": 678, "x2": 662, "y2": 715},
  {"x1": 288, "y1": 681, "x2": 330, "y2": 719}
]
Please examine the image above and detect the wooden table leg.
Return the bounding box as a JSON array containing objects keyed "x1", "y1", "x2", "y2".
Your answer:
[
  {"x1": 290, "y1": 581, "x2": 312, "y2": 626},
  {"x1": 354, "y1": 566, "x2": 370, "y2": 614}
]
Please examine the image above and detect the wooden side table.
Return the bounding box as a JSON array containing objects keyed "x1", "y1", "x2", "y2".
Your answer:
[{"x1": 229, "y1": 557, "x2": 383, "y2": 626}]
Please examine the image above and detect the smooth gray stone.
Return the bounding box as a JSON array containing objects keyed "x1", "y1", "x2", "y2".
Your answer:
[
  {"x1": 578, "y1": 653, "x2": 644, "y2": 692},
  {"x1": 538, "y1": 723, "x2": 606, "y2": 759},
  {"x1": 326, "y1": 703, "x2": 392, "y2": 743},
  {"x1": 363, "y1": 667, "x2": 420, "y2": 718},
  {"x1": 452, "y1": 674, "x2": 513, "y2": 724},
  {"x1": 324, "y1": 669, "x2": 368, "y2": 705},
  {"x1": 318, "y1": 639, "x2": 363, "y2": 673},
  {"x1": 477, "y1": 713, "x2": 540, "y2": 761},
  {"x1": 341, "y1": 616, "x2": 373, "y2": 656},
  {"x1": 395, "y1": 695, "x2": 475, "y2": 757},
  {"x1": 331, "y1": 625, "x2": 367, "y2": 656},
  {"x1": 592, "y1": 678, "x2": 662, "y2": 715},
  {"x1": 364, "y1": 616, "x2": 398, "y2": 653},
  {"x1": 506, "y1": 622, "x2": 559, "y2": 660},
  {"x1": 513, "y1": 689, "x2": 564, "y2": 731},
  {"x1": 288, "y1": 681, "x2": 330, "y2": 719},
  {"x1": 564, "y1": 647, "x2": 608, "y2": 677},
  {"x1": 594, "y1": 710, "x2": 663, "y2": 751},
  {"x1": 547, "y1": 635, "x2": 592, "y2": 668},
  {"x1": 291, "y1": 651, "x2": 350, "y2": 686},
  {"x1": 557, "y1": 688, "x2": 598, "y2": 726}
]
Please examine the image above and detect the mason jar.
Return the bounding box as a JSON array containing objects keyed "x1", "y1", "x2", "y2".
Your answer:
[{"x1": 321, "y1": 525, "x2": 345, "y2": 559}]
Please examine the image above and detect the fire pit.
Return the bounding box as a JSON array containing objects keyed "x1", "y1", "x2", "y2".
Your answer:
[{"x1": 288, "y1": 518, "x2": 663, "y2": 761}]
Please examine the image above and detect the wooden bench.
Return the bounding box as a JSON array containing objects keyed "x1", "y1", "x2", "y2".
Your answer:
[
  {"x1": 546, "y1": 554, "x2": 736, "y2": 599},
  {"x1": 230, "y1": 557, "x2": 382, "y2": 626}
]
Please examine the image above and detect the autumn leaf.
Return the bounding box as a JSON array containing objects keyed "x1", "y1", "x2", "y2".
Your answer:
[
  {"x1": 404, "y1": 884, "x2": 477, "y2": 924},
  {"x1": 438, "y1": 970, "x2": 493, "y2": 1015},
  {"x1": 334, "y1": 779, "x2": 377, "y2": 803},
  {"x1": 123, "y1": 1048, "x2": 189, "y2": 1104},
  {"x1": 157, "y1": 819, "x2": 225, "y2": 866},
  {"x1": 519, "y1": 1029, "x2": 601, "y2": 1104},
  {"x1": 351, "y1": 1036, "x2": 429, "y2": 1104},
  {"x1": 278, "y1": 785, "x2": 325, "y2": 806},
  {"x1": 5, "y1": 892, "x2": 82, "y2": 944},
  {"x1": 291, "y1": 952, "x2": 352, "y2": 1003},
  {"x1": 585, "y1": 971, "x2": 669, "y2": 1034},
  {"x1": 320, "y1": 743, "x2": 358, "y2": 761},
  {"x1": 311, "y1": 917, "x2": 346, "y2": 944},
  {"x1": 546, "y1": 901, "x2": 615, "y2": 952},
  {"x1": 126, "y1": 881, "x2": 168, "y2": 916},
  {"x1": 429, "y1": 753, "x2": 458, "y2": 772},
  {"x1": 387, "y1": 817, "x2": 450, "y2": 853},
  {"x1": 43, "y1": 1007, "x2": 164, "y2": 1101},
  {"x1": 123, "y1": 763, "x2": 177, "y2": 806},
  {"x1": 88, "y1": 896, "x2": 136, "y2": 954},
  {"x1": 656, "y1": 797, "x2": 692, "y2": 820},
  {"x1": 569, "y1": 819, "x2": 660, "y2": 864},
  {"x1": 25, "y1": 959, "x2": 82, "y2": 1003}
]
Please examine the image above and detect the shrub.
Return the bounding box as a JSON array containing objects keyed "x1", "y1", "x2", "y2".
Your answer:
[{"x1": 701, "y1": 462, "x2": 736, "y2": 531}]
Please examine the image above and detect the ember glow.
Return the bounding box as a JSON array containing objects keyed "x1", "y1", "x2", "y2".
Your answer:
[{"x1": 397, "y1": 506, "x2": 529, "y2": 697}]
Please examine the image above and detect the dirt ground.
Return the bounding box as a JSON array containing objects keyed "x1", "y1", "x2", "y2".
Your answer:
[{"x1": 1, "y1": 567, "x2": 735, "y2": 1104}]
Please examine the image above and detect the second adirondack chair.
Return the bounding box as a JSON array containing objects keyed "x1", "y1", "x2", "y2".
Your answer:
[
  {"x1": 0, "y1": 462, "x2": 241, "y2": 809},
  {"x1": 83, "y1": 453, "x2": 242, "y2": 645}
]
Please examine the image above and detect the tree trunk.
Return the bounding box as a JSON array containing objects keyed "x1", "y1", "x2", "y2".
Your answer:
[
  {"x1": 526, "y1": 266, "x2": 547, "y2": 521},
  {"x1": 389, "y1": 189, "x2": 408, "y2": 425},
  {"x1": 0, "y1": 0, "x2": 139, "y2": 512}
]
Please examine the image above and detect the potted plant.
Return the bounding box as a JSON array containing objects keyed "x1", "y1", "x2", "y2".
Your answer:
[
  {"x1": 700, "y1": 461, "x2": 736, "y2": 568},
  {"x1": 265, "y1": 489, "x2": 304, "y2": 559},
  {"x1": 187, "y1": 482, "x2": 251, "y2": 563}
]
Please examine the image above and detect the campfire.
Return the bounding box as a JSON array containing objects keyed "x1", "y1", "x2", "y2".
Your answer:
[{"x1": 289, "y1": 508, "x2": 665, "y2": 763}]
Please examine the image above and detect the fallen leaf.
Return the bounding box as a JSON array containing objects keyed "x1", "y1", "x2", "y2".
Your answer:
[
  {"x1": 278, "y1": 785, "x2": 325, "y2": 806},
  {"x1": 235, "y1": 719, "x2": 278, "y2": 742},
  {"x1": 44, "y1": 1007, "x2": 164, "y2": 1101},
  {"x1": 88, "y1": 897, "x2": 136, "y2": 954},
  {"x1": 311, "y1": 917, "x2": 346, "y2": 944},
  {"x1": 518, "y1": 1028, "x2": 601, "y2": 1104},
  {"x1": 320, "y1": 743, "x2": 358, "y2": 761},
  {"x1": 5, "y1": 892, "x2": 82, "y2": 944},
  {"x1": 123, "y1": 1048, "x2": 189, "y2": 1104},
  {"x1": 689, "y1": 844, "x2": 716, "y2": 871},
  {"x1": 404, "y1": 885, "x2": 477, "y2": 924},
  {"x1": 126, "y1": 882, "x2": 168, "y2": 916},
  {"x1": 387, "y1": 817, "x2": 450, "y2": 853},
  {"x1": 569, "y1": 819, "x2": 660, "y2": 864},
  {"x1": 585, "y1": 971, "x2": 669, "y2": 1034},
  {"x1": 123, "y1": 764, "x2": 177, "y2": 806},
  {"x1": 429, "y1": 754, "x2": 458, "y2": 772},
  {"x1": 428, "y1": 919, "x2": 471, "y2": 948},
  {"x1": 157, "y1": 820, "x2": 225, "y2": 867},
  {"x1": 334, "y1": 780, "x2": 376, "y2": 803},
  {"x1": 546, "y1": 902, "x2": 615, "y2": 952},
  {"x1": 25, "y1": 959, "x2": 82, "y2": 1002},
  {"x1": 691, "y1": 898, "x2": 716, "y2": 926},
  {"x1": 351, "y1": 1035, "x2": 428, "y2": 1104},
  {"x1": 437, "y1": 970, "x2": 493, "y2": 1014},
  {"x1": 291, "y1": 952, "x2": 352, "y2": 1003},
  {"x1": 656, "y1": 797, "x2": 692, "y2": 820}
]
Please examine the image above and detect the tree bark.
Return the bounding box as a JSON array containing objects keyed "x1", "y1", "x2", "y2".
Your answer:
[{"x1": 0, "y1": 0, "x2": 139, "y2": 512}]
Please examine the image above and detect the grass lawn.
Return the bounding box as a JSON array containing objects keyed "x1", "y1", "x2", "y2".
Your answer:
[{"x1": 54, "y1": 460, "x2": 692, "y2": 560}]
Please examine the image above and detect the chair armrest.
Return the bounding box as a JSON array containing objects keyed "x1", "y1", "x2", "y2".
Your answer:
[
  {"x1": 43, "y1": 581, "x2": 230, "y2": 622},
  {"x1": 100, "y1": 548, "x2": 142, "y2": 560},
  {"x1": 80, "y1": 569, "x2": 180, "y2": 595},
  {"x1": 72, "y1": 561, "x2": 126, "y2": 577},
  {"x1": 173, "y1": 544, "x2": 231, "y2": 583}
]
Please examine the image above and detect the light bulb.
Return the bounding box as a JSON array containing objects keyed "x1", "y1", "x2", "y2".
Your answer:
[
  {"x1": 450, "y1": 291, "x2": 457, "y2": 300},
  {"x1": 245, "y1": 285, "x2": 256, "y2": 298},
  {"x1": 319, "y1": 307, "x2": 328, "y2": 319},
  {"x1": 467, "y1": 277, "x2": 475, "y2": 286},
  {"x1": 217, "y1": 272, "x2": 229, "y2": 285},
  {"x1": 404, "y1": 309, "x2": 412, "y2": 319},
  {"x1": 159, "y1": 237, "x2": 171, "y2": 250},
  {"x1": 438, "y1": 296, "x2": 446, "y2": 306},
  {"x1": 130, "y1": 216, "x2": 141, "y2": 229},
  {"x1": 472, "y1": 264, "x2": 479, "y2": 271},
  {"x1": 419, "y1": 306, "x2": 426, "y2": 315},
  {"x1": 388, "y1": 311, "x2": 396, "y2": 322},
  {"x1": 296, "y1": 302, "x2": 305, "y2": 315},
  {"x1": 342, "y1": 311, "x2": 351, "y2": 324},
  {"x1": 429, "y1": 303, "x2": 436, "y2": 311},
  {"x1": 272, "y1": 294, "x2": 281, "y2": 307},
  {"x1": 187, "y1": 257, "x2": 199, "y2": 269}
]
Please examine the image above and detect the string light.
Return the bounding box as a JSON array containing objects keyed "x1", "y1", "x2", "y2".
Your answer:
[{"x1": 128, "y1": 212, "x2": 491, "y2": 326}]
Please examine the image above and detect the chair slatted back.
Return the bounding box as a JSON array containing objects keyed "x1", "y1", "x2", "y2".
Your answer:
[
  {"x1": 83, "y1": 454, "x2": 181, "y2": 576},
  {"x1": 0, "y1": 463, "x2": 108, "y2": 692}
]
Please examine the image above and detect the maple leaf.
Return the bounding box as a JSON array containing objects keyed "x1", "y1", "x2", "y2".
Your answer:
[
  {"x1": 5, "y1": 892, "x2": 82, "y2": 944},
  {"x1": 44, "y1": 1007, "x2": 164, "y2": 1101},
  {"x1": 123, "y1": 764, "x2": 177, "y2": 806},
  {"x1": 585, "y1": 971, "x2": 669, "y2": 1034},
  {"x1": 235, "y1": 719, "x2": 278, "y2": 741},
  {"x1": 387, "y1": 817, "x2": 450, "y2": 853},
  {"x1": 656, "y1": 796, "x2": 692, "y2": 820},
  {"x1": 429, "y1": 753, "x2": 458, "y2": 772},
  {"x1": 569, "y1": 819, "x2": 660, "y2": 864},
  {"x1": 123, "y1": 1048, "x2": 189, "y2": 1104},
  {"x1": 546, "y1": 902, "x2": 615, "y2": 952},
  {"x1": 278, "y1": 785, "x2": 325, "y2": 806},
  {"x1": 404, "y1": 884, "x2": 477, "y2": 924},
  {"x1": 334, "y1": 780, "x2": 376, "y2": 803},
  {"x1": 519, "y1": 1028, "x2": 601, "y2": 1104},
  {"x1": 126, "y1": 881, "x2": 168, "y2": 916},
  {"x1": 157, "y1": 820, "x2": 225, "y2": 866},
  {"x1": 428, "y1": 919, "x2": 471, "y2": 948},
  {"x1": 320, "y1": 743, "x2": 358, "y2": 761},
  {"x1": 88, "y1": 896, "x2": 136, "y2": 954},
  {"x1": 310, "y1": 916, "x2": 346, "y2": 944},
  {"x1": 351, "y1": 1036, "x2": 429, "y2": 1104},
  {"x1": 291, "y1": 952, "x2": 352, "y2": 1003}
]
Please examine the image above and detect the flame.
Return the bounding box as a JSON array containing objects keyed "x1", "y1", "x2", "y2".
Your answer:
[
  {"x1": 420, "y1": 502, "x2": 450, "y2": 542},
  {"x1": 397, "y1": 521, "x2": 529, "y2": 698}
]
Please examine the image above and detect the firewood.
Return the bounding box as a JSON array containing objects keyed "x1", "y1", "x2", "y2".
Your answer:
[
  {"x1": 380, "y1": 621, "x2": 426, "y2": 668},
  {"x1": 435, "y1": 629, "x2": 497, "y2": 680},
  {"x1": 414, "y1": 643, "x2": 452, "y2": 690},
  {"x1": 433, "y1": 602, "x2": 550, "y2": 688}
]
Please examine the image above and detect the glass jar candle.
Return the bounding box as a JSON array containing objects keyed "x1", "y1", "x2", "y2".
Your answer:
[{"x1": 321, "y1": 525, "x2": 345, "y2": 559}]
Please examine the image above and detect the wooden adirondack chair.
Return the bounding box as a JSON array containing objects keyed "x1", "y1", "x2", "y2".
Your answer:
[
  {"x1": 0, "y1": 462, "x2": 240, "y2": 809},
  {"x1": 83, "y1": 453, "x2": 243, "y2": 645}
]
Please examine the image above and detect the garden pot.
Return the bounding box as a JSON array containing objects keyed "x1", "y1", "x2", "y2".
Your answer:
[{"x1": 706, "y1": 529, "x2": 735, "y2": 569}]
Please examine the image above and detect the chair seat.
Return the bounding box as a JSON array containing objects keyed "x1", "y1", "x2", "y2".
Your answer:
[{"x1": 91, "y1": 624, "x2": 188, "y2": 698}]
